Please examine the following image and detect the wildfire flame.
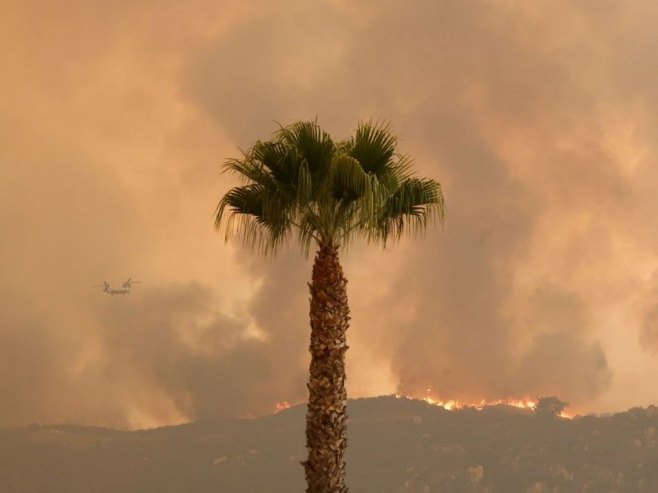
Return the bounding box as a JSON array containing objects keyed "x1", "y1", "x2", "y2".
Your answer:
[
  {"x1": 272, "y1": 391, "x2": 573, "y2": 418},
  {"x1": 398, "y1": 389, "x2": 573, "y2": 418},
  {"x1": 275, "y1": 401, "x2": 291, "y2": 413}
]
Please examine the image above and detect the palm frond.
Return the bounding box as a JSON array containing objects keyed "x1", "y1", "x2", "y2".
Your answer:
[
  {"x1": 330, "y1": 155, "x2": 369, "y2": 201},
  {"x1": 377, "y1": 153, "x2": 414, "y2": 192},
  {"x1": 375, "y1": 178, "x2": 446, "y2": 243},
  {"x1": 348, "y1": 121, "x2": 398, "y2": 177},
  {"x1": 278, "y1": 121, "x2": 334, "y2": 182},
  {"x1": 214, "y1": 184, "x2": 293, "y2": 255},
  {"x1": 224, "y1": 157, "x2": 275, "y2": 188},
  {"x1": 250, "y1": 141, "x2": 300, "y2": 193},
  {"x1": 296, "y1": 160, "x2": 313, "y2": 207}
]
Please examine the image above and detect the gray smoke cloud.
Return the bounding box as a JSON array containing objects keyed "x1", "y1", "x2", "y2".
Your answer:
[
  {"x1": 93, "y1": 281, "x2": 307, "y2": 423},
  {"x1": 2, "y1": 0, "x2": 658, "y2": 428}
]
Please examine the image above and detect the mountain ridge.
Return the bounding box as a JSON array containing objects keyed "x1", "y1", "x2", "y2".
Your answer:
[{"x1": 1, "y1": 395, "x2": 657, "y2": 492}]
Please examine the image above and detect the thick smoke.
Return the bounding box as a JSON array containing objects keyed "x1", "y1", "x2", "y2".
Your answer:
[
  {"x1": 93, "y1": 281, "x2": 307, "y2": 423},
  {"x1": 2, "y1": 0, "x2": 658, "y2": 427},
  {"x1": 181, "y1": 0, "x2": 656, "y2": 410}
]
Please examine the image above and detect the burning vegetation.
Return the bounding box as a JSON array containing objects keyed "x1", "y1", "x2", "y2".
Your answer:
[{"x1": 396, "y1": 392, "x2": 572, "y2": 419}]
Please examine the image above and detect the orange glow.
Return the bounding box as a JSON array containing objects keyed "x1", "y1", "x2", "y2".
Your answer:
[
  {"x1": 275, "y1": 401, "x2": 291, "y2": 413},
  {"x1": 397, "y1": 389, "x2": 573, "y2": 419},
  {"x1": 272, "y1": 393, "x2": 575, "y2": 418}
]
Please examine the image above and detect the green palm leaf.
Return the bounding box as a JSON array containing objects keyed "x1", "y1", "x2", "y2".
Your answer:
[
  {"x1": 347, "y1": 121, "x2": 397, "y2": 176},
  {"x1": 278, "y1": 121, "x2": 335, "y2": 183},
  {"x1": 377, "y1": 177, "x2": 446, "y2": 242}
]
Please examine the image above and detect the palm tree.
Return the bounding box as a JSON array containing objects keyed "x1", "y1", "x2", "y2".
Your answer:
[{"x1": 215, "y1": 120, "x2": 445, "y2": 492}]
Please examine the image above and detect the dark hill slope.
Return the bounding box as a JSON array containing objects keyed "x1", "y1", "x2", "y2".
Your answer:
[{"x1": 1, "y1": 396, "x2": 657, "y2": 492}]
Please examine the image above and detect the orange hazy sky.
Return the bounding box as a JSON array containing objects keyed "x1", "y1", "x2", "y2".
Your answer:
[{"x1": 2, "y1": 0, "x2": 658, "y2": 429}]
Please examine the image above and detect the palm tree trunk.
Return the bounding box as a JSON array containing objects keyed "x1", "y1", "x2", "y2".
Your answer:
[{"x1": 303, "y1": 244, "x2": 350, "y2": 493}]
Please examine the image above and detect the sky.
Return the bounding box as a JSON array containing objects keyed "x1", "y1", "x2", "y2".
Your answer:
[{"x1": 1, "y1": 0, "x2": 658, "y2": 429}]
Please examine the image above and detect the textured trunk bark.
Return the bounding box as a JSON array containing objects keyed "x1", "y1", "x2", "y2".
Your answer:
[{"x1": 303, "y1": 244, "x2": 350, "y2": 493}]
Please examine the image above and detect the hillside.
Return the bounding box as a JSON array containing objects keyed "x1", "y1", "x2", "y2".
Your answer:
[{"x1": 1, "y1": 396, "x2": 658, "y2": 492}]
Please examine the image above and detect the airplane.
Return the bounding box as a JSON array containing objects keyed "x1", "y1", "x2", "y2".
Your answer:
[{"x1": 91, "y1": 279, "x2": 142, "y2": 296}]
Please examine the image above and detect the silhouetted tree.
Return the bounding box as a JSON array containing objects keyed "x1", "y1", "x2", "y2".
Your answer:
[
  {"x1": 215, "y1": 120, "x2": 446, "y2": 492},
  {"x1": 534, "y1": 396, "x2": 569, "y2": 418}
]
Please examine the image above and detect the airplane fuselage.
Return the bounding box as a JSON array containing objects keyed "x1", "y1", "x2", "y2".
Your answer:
[{"x1": 108, "y1": 288, "x2": 130, "y2": 296}]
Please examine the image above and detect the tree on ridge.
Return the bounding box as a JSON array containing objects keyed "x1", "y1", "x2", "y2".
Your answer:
[
  {"x1": 214, "y1": 120, "x2": 446, "y2": 492},
  {"x1": 534, "y1": 396, "x2": 569, "y2": 419}
]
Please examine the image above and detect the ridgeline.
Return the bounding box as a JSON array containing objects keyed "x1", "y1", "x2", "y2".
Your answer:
[{"x1": 1, "y1": 396, "x2": 657, "y2": 492}]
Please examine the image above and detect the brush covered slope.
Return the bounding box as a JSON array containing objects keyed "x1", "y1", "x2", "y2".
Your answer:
[{"x1": 1, "y1": 396, "x2": 657, "y2": 492}]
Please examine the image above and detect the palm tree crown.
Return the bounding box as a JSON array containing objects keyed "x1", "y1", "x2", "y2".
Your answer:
[{"x1": 215, "y1": 120, "x2": 446, "y2": 253}]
